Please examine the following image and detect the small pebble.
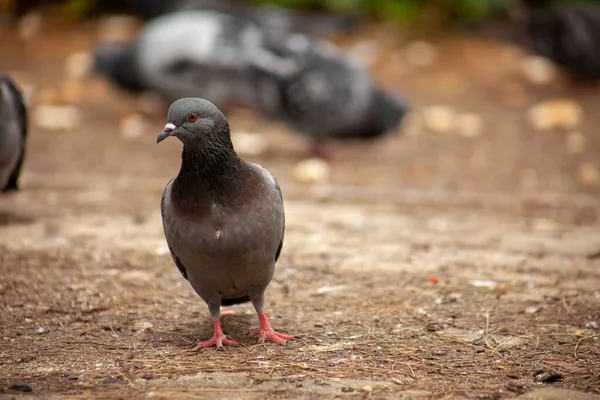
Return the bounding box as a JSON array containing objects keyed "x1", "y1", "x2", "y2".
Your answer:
[
  {"x1": 155, "y1": 246, "x2": 169, "y2": 256},
  {"x1": 422, "y1": 105, "x2": 455, "y2": 134},
  {"x1": 64, "y1": 52, "x2": 93, "y2": 79},
  {"x1": 527, "y1": 99, "x2": 583, "y2": 131},
  {"x1": 525, "y1": 306, "x2": 541, "y2": 314},
  {"x1": 34, "y1": 104, "x2": 81, "y2": 131},
  {"x1": 362, "y1": 385, "x2": 373, "y2": 393},
  {"x1": 35, "y1": 327, "x2": 46, "y2": 334},
  {"x1": 293, "y1": 157, "x2": 331, "y2": 184},
  {"x1": 521, "y1": 56, "x2": 556, "y2": 85},
  {"x1": 469, "y1": 280, "x2": 499, "y2": 289},
  {"x1": 405, "y1": 41, "x2": 438, "y2": 68},
  {"x1": 565, "y1": 131, "x2": 586, "y2": 154},
  {"x1": 134, "y1": 321, "x2": 154, "y2": 331}
]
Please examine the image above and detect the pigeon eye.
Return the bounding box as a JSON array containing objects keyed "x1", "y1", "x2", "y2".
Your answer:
[{"x1": 187, "y1": 113, "x2": 198, "y2": 123}]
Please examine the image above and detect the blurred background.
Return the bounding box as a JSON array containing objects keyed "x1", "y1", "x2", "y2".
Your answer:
[
  {"x1": 2, "y1": 2, "x2": 600, "y2": 396},
  {"x1": 1, "y1": 0, "x2": 600, "y2": 217}
]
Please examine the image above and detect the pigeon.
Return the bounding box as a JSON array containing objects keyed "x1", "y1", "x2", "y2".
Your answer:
[
  {"x1": 93, "y1": 10, "x2": 268, "y2": 105},
  {"x1": 247, "y1": 34, "x2": 409, "y2": 155},
  {"x1": 157, "y1": 97, "x2": 293, "y2": 349},
  {"x1": 0, "y1": 75, "x2": 27, "y2": 193},
  {"x1": 524, "y1": 0, "x2": 600, "y2": 81},
  {"x1": 93, "y1": 10, "x2": 408, "y2": 154}
]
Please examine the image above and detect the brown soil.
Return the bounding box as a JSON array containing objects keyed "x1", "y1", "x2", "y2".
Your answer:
[{"x1": 1, "y1": 15, "x2": 599, "y2": 400}]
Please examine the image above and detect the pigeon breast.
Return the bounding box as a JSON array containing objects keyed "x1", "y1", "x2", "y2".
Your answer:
[{"x1": 161, "y1": 163, "x2": 284, "y2": 303}]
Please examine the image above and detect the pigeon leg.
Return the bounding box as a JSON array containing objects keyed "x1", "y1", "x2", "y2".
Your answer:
[
  {"x1": 197, "y1": 303, "x2": 239, "y2": 349},
  {"x1": 197, "y1": 319, "x2": 239, "y2": 349},
  {"x1": 250, "y1": 295, "x2": 293, "y2": 345}
]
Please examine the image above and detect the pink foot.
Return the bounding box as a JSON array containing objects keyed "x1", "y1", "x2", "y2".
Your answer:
[
  {"x1": 251, "y1": 313, "x2": 294, "y2": 345},
  {"x1": 197, "y1": 319, "x2": 239, "y2": 349}
]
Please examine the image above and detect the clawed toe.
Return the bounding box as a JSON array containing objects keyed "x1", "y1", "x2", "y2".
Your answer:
[{"x1": 251, "y1": 313, "x2": 294, "y2": 345}]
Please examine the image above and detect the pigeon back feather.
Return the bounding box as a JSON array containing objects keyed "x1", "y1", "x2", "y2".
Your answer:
[
  {"x1": 0, "y1": 75, "x2": 27, "y2": 192},
  {"x1": 136, "y1": 11, "x2": 264, "y2": 103}
]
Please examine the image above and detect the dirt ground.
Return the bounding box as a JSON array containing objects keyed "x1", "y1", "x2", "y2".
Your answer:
[{"x1": 1, "y1": 13, "x2": 600, "y2": 400}]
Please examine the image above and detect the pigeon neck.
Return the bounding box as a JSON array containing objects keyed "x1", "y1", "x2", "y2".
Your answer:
[{"x1": 173, "y1": 134, "x2": 251, "y2": 209}]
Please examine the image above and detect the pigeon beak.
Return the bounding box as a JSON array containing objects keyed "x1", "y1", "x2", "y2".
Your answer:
[{"x1": 157, "y1": 122, "x2": 177, "y2": 143}]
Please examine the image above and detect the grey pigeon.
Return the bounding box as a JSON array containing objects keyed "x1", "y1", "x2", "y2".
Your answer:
[
  {"x1": 93, "y1": 10, "x2": 270, "y2": 105},
  {"x1": 157, "y1": 97, "x2": 293, "y2": 349},
  {"x1": 0, "y1": 75, "x2": 27, "y2": 193},
  {"x1": 247, "y1": 34, "x2": 408, "y2": 150}
]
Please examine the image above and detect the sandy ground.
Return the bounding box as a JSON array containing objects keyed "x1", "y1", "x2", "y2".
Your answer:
[{"x1": 1, "y1": 14, "x2": 600, "y2": 400}]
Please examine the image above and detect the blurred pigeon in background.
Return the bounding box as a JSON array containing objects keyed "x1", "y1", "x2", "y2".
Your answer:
[
  {"x1": 157, "y1": 97, "x2": 292, "y2": 348},
  {"x1": 94, "y1": 10, "x2": 409, "y2": 152},
  {"x1": 93, "y1": 11, "x2": 270, "y2": 105},
  {"x1": 247, "y1": 35, "x2": 408, "y2": 153},
  {"x1": 523, "y1": 0, "x2": 600, "y2": 81},
  {"x1": 0, "y1": 75, "x2": 27, "y2": 193}
]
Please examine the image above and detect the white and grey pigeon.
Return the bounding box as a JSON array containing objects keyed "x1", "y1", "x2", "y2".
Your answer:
[
  {"x1": 93, "y1": 10, "x2": 408, "y2": 153},
  {"x1": 93, "y1": 10, "x2": 267, "y2": 104},
  {"x1": 157, "y1": 97, "x2": 293, "y2": 349},
  {"x1": 0, "y1": 75, "x2": 27, "y2": 193}
]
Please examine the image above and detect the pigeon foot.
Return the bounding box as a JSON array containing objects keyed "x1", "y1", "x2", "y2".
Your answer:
[
  {"x1": 197, "y1": 319, "x2": 239, "y2": 349},
  {"x1": 251, "y1": 312, "x2": 293, "y2": 345}
]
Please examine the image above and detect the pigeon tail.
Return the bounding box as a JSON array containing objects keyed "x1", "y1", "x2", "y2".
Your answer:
[
  {"x1": 221, "y1": 295, "x2": 250, "y2": 306},
  {"x1": 92, "y1": 43, "x2": 146, "y2": 92}
]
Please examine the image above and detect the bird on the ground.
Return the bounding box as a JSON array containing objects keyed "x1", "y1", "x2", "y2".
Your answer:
[
  {"x1": 247, "y1": 34, "x2": 408, "y2": 155},
  {"x1": 157, "y1": 97, "x2": 293, "y2": 349},
  {"x1": 93, "y1": 10, "x2": 408, "y2": 155},
  {"x1": 0, "y1": 75, "x2": 27, "y2": 193}
]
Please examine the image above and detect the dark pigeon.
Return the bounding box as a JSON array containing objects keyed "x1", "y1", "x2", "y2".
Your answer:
[
  {"x1": 93, "y1": 10, "x2": 408, "y2": 154},
  {"x1": 157, "y1": 97, "x2": 292, "y2": 349},
  {"x1": 524, "y1": 0, "x2": 600, "y2": 81},
  {"x1": 247, "y1": 34, "x2": 408, "y2": 148},
  {"x1": 0, "y1": 75, "x2": 27, "y2": 193}
]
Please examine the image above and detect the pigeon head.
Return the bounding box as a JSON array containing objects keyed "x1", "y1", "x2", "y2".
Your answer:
[{"x1": 156, "y1": 97, "x2": 231, "y2": 148}]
